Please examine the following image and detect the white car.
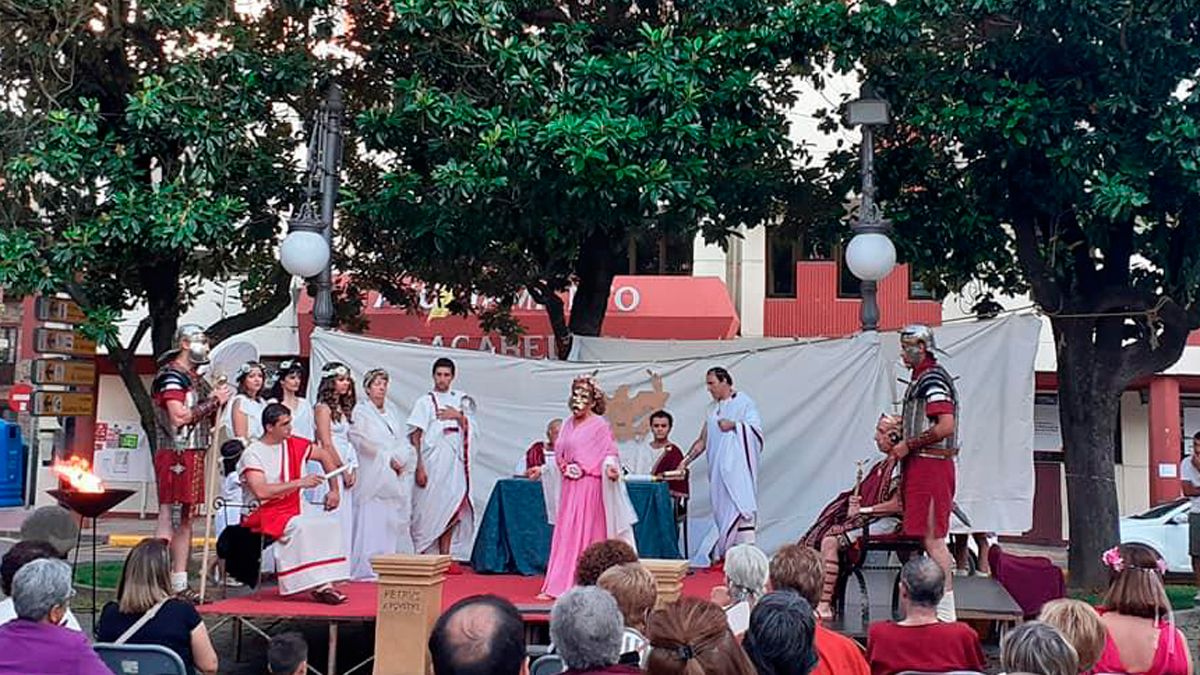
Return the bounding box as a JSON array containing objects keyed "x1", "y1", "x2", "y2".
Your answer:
[{"x1": 1119, "y1": 498, "x2": 1191, "y2": 574}]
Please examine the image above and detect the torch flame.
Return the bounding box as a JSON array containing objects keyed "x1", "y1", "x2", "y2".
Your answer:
[{"x1": 53, "y1": 457, "x2": 104, "y2": 493}]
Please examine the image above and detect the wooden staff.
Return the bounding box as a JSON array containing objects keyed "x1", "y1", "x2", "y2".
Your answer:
[{"x1": 198, "y1": 376, "x2": 229, "y2": 604}]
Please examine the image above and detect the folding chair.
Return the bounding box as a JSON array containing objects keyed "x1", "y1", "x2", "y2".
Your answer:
[{"x1": 94, "y1": 643, "x2": 187, "y2": 675}]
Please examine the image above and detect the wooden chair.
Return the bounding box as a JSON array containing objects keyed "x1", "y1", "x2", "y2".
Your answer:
[{"x1": 832, "y1": 527, "x2": 924, "y2": 625}]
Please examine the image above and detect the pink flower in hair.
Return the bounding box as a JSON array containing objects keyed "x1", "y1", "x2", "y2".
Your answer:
[{"x1": 1102, "y1": 546, "x2": 1125, "y2": 572}]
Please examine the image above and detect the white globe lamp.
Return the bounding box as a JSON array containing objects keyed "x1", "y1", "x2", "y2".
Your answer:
[
  {"x1": 279, "y1": 230, "x2": 330, "y2": 278},
  {"x1": 845, "y1": 231, "x2": 896, "y2": 282}
]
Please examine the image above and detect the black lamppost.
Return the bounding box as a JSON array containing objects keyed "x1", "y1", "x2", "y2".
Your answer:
[
  {"x1": 279, "y1": 85, "x2": 344, "y2": 329},
  {"x1": 844, "y1": 85, "x2": 897, "y2": 332}
]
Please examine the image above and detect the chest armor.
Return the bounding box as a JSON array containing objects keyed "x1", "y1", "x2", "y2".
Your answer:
[
  {"x1": 901, "y1": 364, "x2": 959, "y2": 451},
  {"x1": 154, "y1": 368, "x2": 214, "y2": 451}
]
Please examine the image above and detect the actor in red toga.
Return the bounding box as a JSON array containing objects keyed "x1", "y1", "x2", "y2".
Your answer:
[
  {"x1": 240, "y1": 402, "x2": 350, "y2": 604},
  {"x1": 150, "y1": 324, "x2": 229, "y2": 599},
  {"x1": 886, "y1": 324, "x2": 960, "y2": 621}
]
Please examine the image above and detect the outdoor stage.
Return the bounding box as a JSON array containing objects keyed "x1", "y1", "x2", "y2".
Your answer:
[{"x1": 199, "y1": 567, "x2": 1023, "y2": 675}]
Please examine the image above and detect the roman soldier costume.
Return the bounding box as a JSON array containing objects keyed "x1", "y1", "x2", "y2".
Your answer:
[{"x1": 151, "y1": 325, "x2": 219, "y2": 506}]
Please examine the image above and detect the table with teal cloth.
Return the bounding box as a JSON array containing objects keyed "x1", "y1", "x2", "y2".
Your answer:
[{"x1": 470, "y1": 478, "x2": 682, "y2": 575}]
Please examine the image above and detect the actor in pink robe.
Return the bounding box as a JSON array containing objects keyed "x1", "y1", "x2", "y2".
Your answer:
[{"x1": 540, "y1": 376, "x2": 637, "y2": 599}]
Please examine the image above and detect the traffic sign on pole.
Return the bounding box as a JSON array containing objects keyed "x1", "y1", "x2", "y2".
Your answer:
[
  {"x1": 32, "y1": 359, "x2": 96, "y2": 387},
  {"x1": 34, "y1": 328, "x2": 96, "y2": 357},
  {"x1": 6, "y1": 383, "x2": 33, "y2": 413},
  {"x1": 31, "y1": 391, "x2": 95, "y2": 417},
  {"x1": 34, "y1": 297, "x2": 86, "y2": 324}
]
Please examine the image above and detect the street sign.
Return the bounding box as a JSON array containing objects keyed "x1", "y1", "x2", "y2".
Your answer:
[
  {"x1": 32, "y1": 359, "x2": 96, "y2": 387},
  {"x1": 34, "y1": 297, "x2": 86, "y2": 324},
  {"x1": 31, "y1": 390, "x2": 94, "y2": 417},
  {"x1": 34, "y1": 328, "x2": 96, "y2": 356},
  {"x1": 5, "y1": 383, "x2": 32, "y2": 413}
]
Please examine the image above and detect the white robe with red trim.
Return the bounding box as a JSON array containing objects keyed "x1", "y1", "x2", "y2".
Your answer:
[
  {"x1": 700, "y1": 392, "x2": 763, "y2": 562},
  {"x1": 239, "y1": 438, "x2": 349, "y2": 595},
  {"x1": 407, "y1": 390, "x2": 476, "y2": 558}
]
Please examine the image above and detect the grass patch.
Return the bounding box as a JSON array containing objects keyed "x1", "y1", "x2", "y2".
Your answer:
[
  {"x1": 74, "y1": 562, "x2": 124, "y2": 591},
  {"x1": 1071, "y1": 584, "x2": 1197, "y2": 611}
]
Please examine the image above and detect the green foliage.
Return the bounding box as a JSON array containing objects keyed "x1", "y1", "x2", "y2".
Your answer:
[
  {"x1": 0, "y1": 0, "x2": 333, "y2": 351},
  {"x1": 339, "y1": 0, "x2": 845, "y2": 342},
  {"x1": 822, "y1": 1, "x2": 1200, "y2": 315}
]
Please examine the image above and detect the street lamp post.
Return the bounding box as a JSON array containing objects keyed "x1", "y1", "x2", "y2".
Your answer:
[
  {"x1": 279, "y1": 85, "x2": 344, "y2": 329},
  {"x1": 844, "y1": 85, "x2": 897, "y2": 332}
]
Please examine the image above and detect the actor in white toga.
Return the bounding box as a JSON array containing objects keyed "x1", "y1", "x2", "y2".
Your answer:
[
  {"x1": 348, "y1": 368, "x2": 415, "y2": 580},
  {"x1": 408, "y1": 357, "x2": 477, "y2": 558},
  {"x1": 683, "y1": 367, "x2": 764, "y2": 565}
]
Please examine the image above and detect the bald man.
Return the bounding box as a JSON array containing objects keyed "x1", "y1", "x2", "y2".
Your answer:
[{"x1": 429, "y1": 595, "x2": 529, "y2": 675}]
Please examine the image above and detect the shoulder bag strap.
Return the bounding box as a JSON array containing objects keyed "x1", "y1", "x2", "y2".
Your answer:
[{"x1": 113, "y1": 597, "x2": 170, "y2": 645}]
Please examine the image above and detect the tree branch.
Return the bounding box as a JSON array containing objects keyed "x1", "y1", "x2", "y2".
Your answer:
[
  {"x1": 1117, "y1": 296, "x2": 1190, "y2": 385},
  {"x1": 1011, "y1": 210, "x2": 1061, "y2": 310},
  {"x1": 206, "y1": 266, "x2": 295, "y2": 346}
]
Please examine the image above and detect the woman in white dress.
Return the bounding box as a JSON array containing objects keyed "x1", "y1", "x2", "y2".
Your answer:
[
  {"x1": 225, "y1": 361, "x2": 267, "y2": 441},
  {"x1": 313, "y1": 362, "x2": 359, "y2": 560},
  {"x1": 268, "y1": 360, "x2": 322, "y2": 506},
  {"x1": 349, "y1": 368, "x2": 415, "y2": 580}
]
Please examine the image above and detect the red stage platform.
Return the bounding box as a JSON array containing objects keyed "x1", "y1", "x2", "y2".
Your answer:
[{"x1": 199, "y1": 568, "x2": 725, "y2": 624}]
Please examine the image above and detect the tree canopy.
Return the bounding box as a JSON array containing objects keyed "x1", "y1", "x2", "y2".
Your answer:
[
  {"x1": 826, "y1": 0, "x2": 1200, "y2": 587},
  {"x1": 0, "y1": 0, "x2": 335, "y2": 440},
  {"x1": 339, "y1": 0, "x2": 844, "y2": 356}
]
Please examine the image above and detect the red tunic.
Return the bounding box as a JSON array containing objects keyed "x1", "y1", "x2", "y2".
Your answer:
[
  {"x1": 866, "y1": 621, "x2": 985, "y2": 675},
  {"x1": 813, "y1": 624, "x2": 869, "y2": 675},
  {"x1": 650, "y1": 442, "x2": 688, "y2": 497},
  {"x1": 525, "y1": 441, "x2": 547, "y2": 471},
  {"x1": 241, "y1": 437, "x2": 311, "y2": 540}
]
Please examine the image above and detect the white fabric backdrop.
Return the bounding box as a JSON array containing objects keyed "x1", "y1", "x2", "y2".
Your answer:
[{"x1": 310, "y1": 313, "x2": 1039, "y2": 562}]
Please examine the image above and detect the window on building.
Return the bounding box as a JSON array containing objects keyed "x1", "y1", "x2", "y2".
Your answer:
[
  {"x1": 624, "y1": 230, "x2": 693, "y2": 276},
  {"x1": 767, "y1": 229, "x2": 798, "y2": 298},
  {"x1": 1036, "y1": 392, "x2": 1123, "y2": 464},
  {"x1": 0, "y1": 326, "x2": 16, "y2": 388},
  {"x1": 837, "y1": 247, "x2": 863, "y2": 298}
]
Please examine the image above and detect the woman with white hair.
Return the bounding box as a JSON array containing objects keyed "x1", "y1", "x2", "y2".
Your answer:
[
  {"x1": 999, "y1": 621, "x2": 1078, "y2": 675},
  {"x1": 0, "y1": 558, "x2": 110, "y2": 674},
  {"x1": 710, "y1": 543, "x2": 770, "y2": 637}
]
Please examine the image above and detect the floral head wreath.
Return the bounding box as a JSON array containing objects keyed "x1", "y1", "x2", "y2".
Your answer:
[
  {"x1": 1102, "y1": 546, "x2": 1167, "y2": 575},
  {"x1": 320, "y1": 362, "x2": 351, "y2": 380},
  {"x1": 235, "y1": 361, "x2": 266, "y2": 384},
  {"x1": 571, "y1": 373, "x2": 603, "y2": 399}
]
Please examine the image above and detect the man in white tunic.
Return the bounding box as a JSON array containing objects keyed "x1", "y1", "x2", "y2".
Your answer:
[
  {"x1": 682, "y1": 367, "x2": 764, "y2": 565},
  {"x1": 348, "y1": 368, "x2": 415, "y2": 580},
  {"x1": 408, "y1": 357, "x2": 477, "y2": 558},
  {"x1": 239, "y1": 402, "x2": 349, "y2": 603}
]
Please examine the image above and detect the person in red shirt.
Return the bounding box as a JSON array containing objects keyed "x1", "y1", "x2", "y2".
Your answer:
[
  {"x1": 767, "y1": 543, "x2": 870, "y2": 675},
  {"x1": 867, "y1": 556, "x2": 985, "y2": 675},
  {"x1": 522, "y1": 418, "x2": 562, "y2": 479}
]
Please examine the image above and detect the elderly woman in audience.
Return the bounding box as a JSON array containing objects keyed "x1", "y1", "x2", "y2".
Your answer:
[
  {"x1": 96, "y1": 538, "x2": 219, "y2": 675},
  {"x1": 999, "y1": 621, "x2": 1078, "y2": 675},
  {"x1": 742, "y1": 591, "x2": 818, "y2": 675},
  {"x1": 1037, "y1": 598, "x2": 1107, "y2": 673},
  {"x1": 1090, "y1": 543, "x2": 1192, "y2": 675},
  {"x1": 710, "y1": 543, "x2": 769, "y2": 636},
  {"x1": 576, "y1": 539, "x2": 639, "y2": 587},
  {"x1": 646, "y1": 596, "x2": 755, "y2": 675},
  {"x1": 597, "y1": 562, "x2": 658, "y2": 666},
  {"x1": 0, "y1": 558, "x2": 110, "y2": 674},
  {"x1": 550, "y1": 586, "x2": 641, "y2": 674},
  {"x1": 0, "y1": 540, "x2": 81, "y2": 630}
]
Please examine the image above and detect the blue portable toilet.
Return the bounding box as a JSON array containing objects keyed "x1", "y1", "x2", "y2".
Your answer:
[{"x1": 0, "y1": 420, "x2": 25, "y2": 507}]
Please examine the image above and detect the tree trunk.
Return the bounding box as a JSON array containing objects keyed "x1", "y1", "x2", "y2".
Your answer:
[
  {"x1": 142, "y1": 261, "x2": 182, "y2": 357},
  {"x1": 568, "y1": 229, "x2": 618, "y2": 339},
  {"x1": 530, "y1": 282, "x2": 572, "y2": 360},
  {"x1": 108, "y1": 344, "x2": 160, "y2": 451},
  {"x1": 1055, "y1": 318, "x2": 1123, "y2": 592}
]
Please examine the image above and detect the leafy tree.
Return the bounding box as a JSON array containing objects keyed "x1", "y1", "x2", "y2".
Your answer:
[
  {"x1": 0, "y1": 1, "x2": 336, "y2": 443},
  {"x1": 825, "y1": 0, "x2": 1200, "y2": 588},
  {"x1": 339, "y1": 0, "x2": 841, "y2": 357}
]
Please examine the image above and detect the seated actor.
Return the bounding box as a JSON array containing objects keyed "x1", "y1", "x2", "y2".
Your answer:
[
  {"x1": 516, "y1": 418, "x2": 562, "y2": 479},
  {"x1": 800, "y1": 414, "x2": 903, "y2": 620},
  {"x1": 240, "y1": 402, "x2": 350, "y2": 604}
]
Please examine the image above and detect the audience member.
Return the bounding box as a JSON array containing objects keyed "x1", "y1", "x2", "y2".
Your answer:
[
  {"x1": 1091, "y1": 543, "x2": 1193, "y2": 675},
  {"x1": 0, "y1": 558, "x2": 110, "y2": 674},
  {"x1": 268, "y1": 632, "x2": 309, "y2": 675},
  {"x1": 742, "y1": 591, "x2": 818, "y2": 675},
  {"x1": 999, "y1": 621, "x2": 1078, "y2": 675},
  {"x1": 576, "y1": 539, "x2": 639, "y2": 587},
  {"x1": 768, "y1": 543, "x2": 869, "y2": 675},
  {"x1": 550, "y1": 587, "x2": 639, "y2": 674},
  {"x1": 597, "y1": 563, "x2": 656, "y2": 666},
  {"x1": 710, "y1": 543, "x2": 769, "y2": 636},
  {"x1": 18, "y1": 505, "x2": 79, "y2": 558},
  {"x1": 1037, "y1": 598, "x2": 1106, "y2": 673},
  {"x1": 96, "y1": 538, "x2": 219, "y2": 675},
  {"x1": 645, "y1": 596, "x2": 755, "y2": 675},
  {"x1": 0, "y1": 540, "x2": 81, "y2": 630},
  {"x1": 430, "y1": 594, "x2": 528, "y2": 675},
  {"x1": 865, "y1": 556, "x2": 985, "y2": 675}
]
